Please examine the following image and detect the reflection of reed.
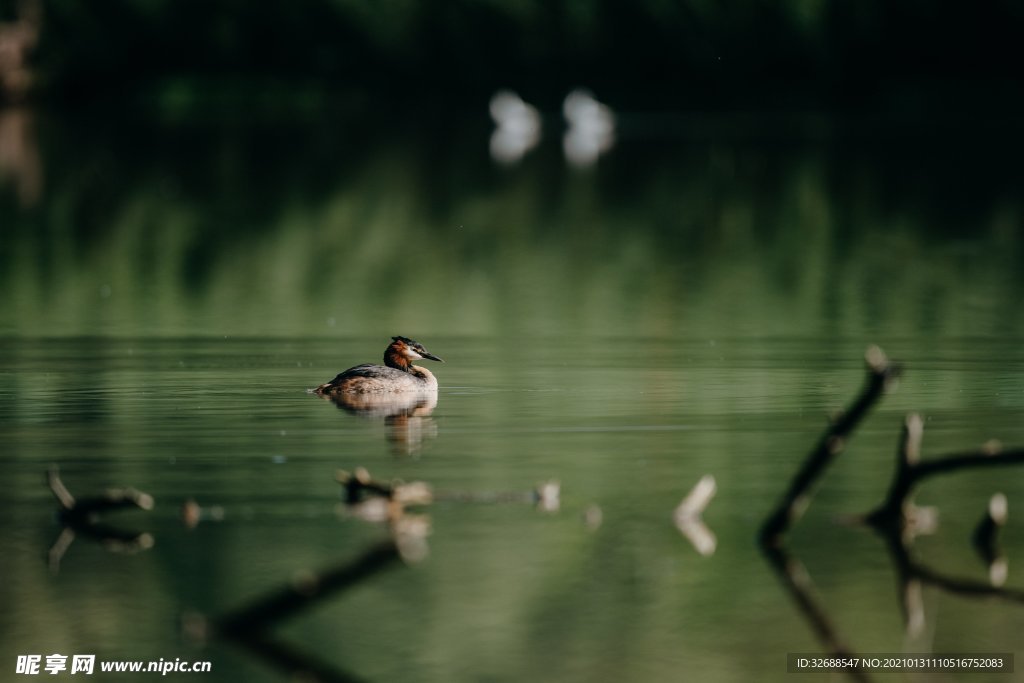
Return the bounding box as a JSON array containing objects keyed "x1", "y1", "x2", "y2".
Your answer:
[
  {"x1": 46, "y1": 465, "x2": 155, "y2": 573},
  {"x1": 319, "y1": 390, "x2": 438, "y2": 457}
]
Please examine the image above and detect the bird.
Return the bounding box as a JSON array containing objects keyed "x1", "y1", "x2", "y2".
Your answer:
[{"x1": 314, "y1": 336, "x2": 444, "y2": 395}]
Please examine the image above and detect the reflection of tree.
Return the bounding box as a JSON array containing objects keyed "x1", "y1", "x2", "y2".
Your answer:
[
  {"x1": 211, "y1": 541, "x2": 403, "y2": 683},
  {"x1": 759, "y1": 347, "x2": 1024, "y2": 681}
]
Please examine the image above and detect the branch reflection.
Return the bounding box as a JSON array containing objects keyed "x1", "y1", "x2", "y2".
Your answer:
[{"x1": 211, "y1": 541, "x2": 403, "y2": 683}]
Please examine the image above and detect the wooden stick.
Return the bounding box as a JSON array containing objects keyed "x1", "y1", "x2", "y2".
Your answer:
[
  {"x1": 867, "y1": 423, "x2": 1024, "y2": 527},
  {"x1": 760, "y1": 346, "x2": 900, "y2": 546},
  {"x1": 47, "y1": 466, "x2": 76, "y2": 510}
]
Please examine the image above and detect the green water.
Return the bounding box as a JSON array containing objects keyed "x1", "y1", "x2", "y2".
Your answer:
[{"x1": 2, "y1": 108, "x2": 1023, "y2": 682}]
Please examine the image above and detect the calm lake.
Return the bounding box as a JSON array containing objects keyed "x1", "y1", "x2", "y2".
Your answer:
[{"x1": 2, "y1": 105, "x2": 1023, "y2": 682}]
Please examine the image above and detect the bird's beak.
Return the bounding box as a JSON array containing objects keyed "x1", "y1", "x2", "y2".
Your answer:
[{"x1": 420, "y1": 350, "x2": 444, "y2": 362}]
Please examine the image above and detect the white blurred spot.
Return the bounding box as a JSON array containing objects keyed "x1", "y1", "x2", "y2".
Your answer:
[
  {"x1": 990, "y1": 492, "x2": 1008, "y2": 524},
  {"x1": 674, "y1": 475, "x2": 717, "y2": 556},
  {"x1": 562, "y1": 88, "x2": 615, "y2": 168},
  {"x1": 535, "y1": 480, "x2": 560, "y2": 513},
  {"x1": 990, "y1": 556, "x2": 1009, "y2": 587},
  {"x1": 489, "y1": 90, "x2": 541, "y2": 165}
]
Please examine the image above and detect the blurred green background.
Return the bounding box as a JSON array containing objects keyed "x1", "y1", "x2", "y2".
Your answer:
[
  {"x1": 3, "y1": 4, "x2": 1024, "y2": 683},
  {"x1": 5, "y1": 0, "x2": 1024, "y2": 111}
]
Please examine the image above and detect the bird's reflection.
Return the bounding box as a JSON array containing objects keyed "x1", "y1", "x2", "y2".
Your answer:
[{"x1": 319, "y1": 391, "x2": 438, "y2": 456}]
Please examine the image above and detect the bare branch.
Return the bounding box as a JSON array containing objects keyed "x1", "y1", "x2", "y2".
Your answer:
[{"x1": 760, "y1": 346, "x2": 900, "y2": 546}]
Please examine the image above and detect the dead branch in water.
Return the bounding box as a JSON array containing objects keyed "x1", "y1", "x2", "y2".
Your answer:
[
  {"x1": 862, "y1": 417, "x2": 1024, "y2": 634},
  {"x1": 866, "y1": 414, "x2": 1024, "y2": 531},
  {"x1": 973, "y1": 493, "x2": 1009, "y2": 587},
  {"x1": 759, "y1": 346, "x2": 1024, "y2": 675},
  {"x1": 46, "y1": 465, "x2": 155, "y2": 572},
  {"x1": 674, "y1": 475, "x2": 717, "y2": 556},
  {"x1": 759, "y1": 346, "x2": 901, "y2": 547}
]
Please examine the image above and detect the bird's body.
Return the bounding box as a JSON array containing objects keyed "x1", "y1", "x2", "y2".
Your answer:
[{"x1": 314, "y1": 336, "x2": 443, "y2": 395}]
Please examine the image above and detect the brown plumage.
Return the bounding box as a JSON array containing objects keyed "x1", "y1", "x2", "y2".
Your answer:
[{"x1": 314, "y1": 336, "x2": 444, "y2": 395}]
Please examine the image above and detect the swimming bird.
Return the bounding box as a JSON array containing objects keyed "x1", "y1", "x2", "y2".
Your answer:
[{"x1": 314, "y1": 336, "x2": 444, "y2": 395}]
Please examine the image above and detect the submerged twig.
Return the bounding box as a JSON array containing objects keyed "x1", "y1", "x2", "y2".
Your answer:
[
  {"x1": 338, "y1": 467, "x2": 560, "y2": 511},
  {"x1": 760, "y1": 346, "x2": 1024, "y2": 670},
  {"x1": 46, "y1": 465, "x2": 155, "y2": 572},
  {"x1": 847, "y1": 392, "x2": 1024, "y2": 633},
  {"x1": 48, "y1": 466, "x2": 76, "y2": 510},
  {"x1": 863, "y1": 412, "x2": 1024, "y2": 629},
  {"x1": 336, "y1": 467, "x2": 433, "y2": 507},
  {"x1": 335, "y1": 468, "x2": 432, "y2": 562},
  {"x1": 867, "y1": 417, "x2": 1024, "y2": 529},
  {"x1": 48, "y1": 465, "x2": 154, "y2": 518},
  {"x1": 973, "y1": 494, "x2": 1009, "y2": 587},
  {"x1": 760, "y1": 346, "x2": 900, "y2": 546},
  {"x1": 674, "y1": 475, "x2": 717, "y2": 556}
]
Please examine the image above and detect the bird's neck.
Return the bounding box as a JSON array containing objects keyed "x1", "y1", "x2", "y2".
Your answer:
[{"x1": 384, "y1": 349, "x2": 412, "y2": 372}]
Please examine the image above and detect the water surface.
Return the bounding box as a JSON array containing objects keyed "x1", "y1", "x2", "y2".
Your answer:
[{"x1": 1, "y1": 109, "x2": 1023, "y2": 682}]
